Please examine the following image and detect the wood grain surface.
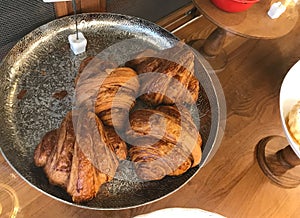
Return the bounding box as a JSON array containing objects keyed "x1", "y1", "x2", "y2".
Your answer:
[
  {"x1": 54, "y1": 0, "x2": 106, "y2": 17},
  {"x1": 1, "y1": 15, "x2": 300, "y2": 218}
]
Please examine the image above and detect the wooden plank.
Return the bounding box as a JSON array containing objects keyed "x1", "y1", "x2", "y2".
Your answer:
[
  {"x1": 54, "y1": 0, "x2": 106, "y2": 17},
  {"x1": 54, "y1": 2, "x2": 70, "y2": 18},
  {"x1": 80, "y1": 0, "x2": 106, "y2": 13}
]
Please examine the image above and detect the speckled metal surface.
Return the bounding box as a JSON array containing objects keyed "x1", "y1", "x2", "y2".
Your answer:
[{"x1": 0, "y1": 13, "x2": 219, "y2": 209}]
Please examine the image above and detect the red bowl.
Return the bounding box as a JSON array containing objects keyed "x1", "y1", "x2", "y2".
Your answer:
[{"x1": 211, "y1": 0, "x2": 259, "y2": 13}]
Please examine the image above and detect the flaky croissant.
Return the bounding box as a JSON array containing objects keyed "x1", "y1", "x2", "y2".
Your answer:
[
  {"x1": 126, "y1": 45, "x2": 199, "y2": 106},
  {"x1": 67, "y1": 111, "x2": 119, "y2": 202},
  {"x1": 127, "y1": 106, "x2": 202, "y2": 181},
  {"x1": 34, "y1": 110, "x2": 120, "y2": 202},
  {"x1": 95, "y1": 67, "x2": 140, "y2": 129},
  {"x1": 75, "y1": 58, "x2": 140, "y2": 129},
  {"x1": 43, "y1": 111, "x2": 75, "y2": 187}
]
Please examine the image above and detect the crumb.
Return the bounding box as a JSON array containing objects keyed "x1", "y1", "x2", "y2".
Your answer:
[
  {"x1": 41, "y1": 71, "x2": 47, "y2": 76},
  {"x1": 17, "y1": 89, "x2": 27, "y2": 99},
  {"x1": 52, "y1": 90, "x2": 68, "y2": 100}
]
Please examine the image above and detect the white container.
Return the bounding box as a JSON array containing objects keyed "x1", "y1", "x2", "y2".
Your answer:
[
  {"x1": 280, "y1": 60, "x2": 300, "y2": 158},
  {"x1": 267, "y1": 2, "x2": 287, "y2": 19},
  {"x1": 68, "y1": 32, "x2": 87, "y2": 55}
]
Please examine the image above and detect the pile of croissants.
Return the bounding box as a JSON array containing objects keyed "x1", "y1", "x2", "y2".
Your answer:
[{"x1": 34, "y1": 45, "x2": 203, "y2": 203}]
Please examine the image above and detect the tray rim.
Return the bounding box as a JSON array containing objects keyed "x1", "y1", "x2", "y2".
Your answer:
[{"x1": 0, "y1": 12, "x2": 226, "y2": 210}]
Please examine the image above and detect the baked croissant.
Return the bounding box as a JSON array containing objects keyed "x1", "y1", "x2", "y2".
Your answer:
[
  {"x1": 43, "y1": 111, "x2": 76, "y2": 187},
  {"x1": 155, "y1": 105, "x2": 201, "y2": 164},
  {"x1": 126, "y1": 45, "x2": 199, "y2": 106},
  {"x1": 95, "y1": 67, "x2": 139, "y2": 129},
  {"x1": 67, "y1": 111, "x2": 119, "y2": 202},
  {"x1": 34, "y1": 110, "x2": 119, "y2": 202},
  {"x1": 34, "y1": 129, "x2": 58, "y2": 167},
  {"x1": 74, "y1": 56, "x2": 117, "y2": 110},
  {"x1": 127, "y1": 106, "x2": 202, "y2": 181},
  {"x1": 75, "y1": 59, "x2": 140, "y2": 129}
]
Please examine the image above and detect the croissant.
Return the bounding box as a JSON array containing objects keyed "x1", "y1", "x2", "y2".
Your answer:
[
  {"x1": 127, "y1": 106, "x2": 202, "y2": 181},
  {"x1": 34, "y1": 129, "x2": 58, "y2": 167},
  {"x1": 67, "y1": 140, "x2": 112, "y2": 202},
  {"x1": 126, "y1": 45, "x2": 199, "y2": 106},
  {"x1": 43, "y1": 111, "x2": 76, "y2": 187},
  {"x1": 67, "y1": 111, "x2": 119, "y2": 202},
  {"x1": 156, "y1": 105, "x2": 202, "y2": 168},
  {"x1": 74, "y1": 56, "x2": 117, "y2": 110},
  {"x1": 75, "y1": 60, "x2": 140, "y2": 129},
  {"x1": 95, "y1": 67, "x2": 139, "y2": 129},
  {"x1": 34, "y1": 110, "x2": 120, "y2": 202}
]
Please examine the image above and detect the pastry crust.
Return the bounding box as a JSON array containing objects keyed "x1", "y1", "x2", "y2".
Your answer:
[
  {"x1": 75, "y1": 61, "x2": 140, "y2": 129},
  {"x1": 105, "y1": 127, "x2": 128, "y2": 160},
  {"x1": 34, "y1": 111, "x2": 119, "y2": 202},
  {"x1": 127, "y1": 106, "x2": 202, "y2": 181},
  {"x1": 95, "y1": 67, "x2": 140, "y2": 129},
  {"x1": 34, "y1": 129, "x2": 58, "y2": 167},
  {"x1": 43, "y1": 111, "x2": 75, "y2": 187},
  {"x1": 126, "y1": 46, "x2": 199, "y2": 106},
  {"x1": 67, "y1": 111, "x2": 117, "y2": 202}
]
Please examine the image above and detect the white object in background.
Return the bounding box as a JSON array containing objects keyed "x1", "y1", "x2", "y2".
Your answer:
[
  {"x1": 68, "y1": 32, "x2": 87, "y2": 55},
  {"x1": 43, "y1": 0, "x2": 71, "y2": 2},
  {"x1": 134, "y1": 208, "x2": 225, "y2": 218},
  {"x1": 267, "y1": 2, "x2": 287, "y2": 19},
  {"x1": 280, "y1": 60, "x2": 300, "y2": 158}
]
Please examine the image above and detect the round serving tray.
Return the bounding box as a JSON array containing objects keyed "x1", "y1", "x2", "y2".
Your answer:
[{"x1": 0, "y1": 13, "x2": 225, "y2": 209}]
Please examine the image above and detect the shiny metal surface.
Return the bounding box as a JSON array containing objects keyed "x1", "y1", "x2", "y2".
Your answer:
[{"x1": 0, "y1": 13, "x2": 221, "y2": 209}]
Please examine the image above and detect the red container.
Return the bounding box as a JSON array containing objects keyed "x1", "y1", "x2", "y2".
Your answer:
[{"x1": 211, "y1": 0, "x2": 259, "y2": 13}]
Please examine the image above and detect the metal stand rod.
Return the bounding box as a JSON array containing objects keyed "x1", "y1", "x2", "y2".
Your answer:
[{"x1": 72, "y1": 0, "x2": 79, "y2": 40}]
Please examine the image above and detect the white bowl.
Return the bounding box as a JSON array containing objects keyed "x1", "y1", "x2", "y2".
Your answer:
[
  {"x1": 134, "y1": 208, "x2": 225, "y2": 218},
  {"x1": 280, "y1": 60, "x2": 300, "y2": 158}
]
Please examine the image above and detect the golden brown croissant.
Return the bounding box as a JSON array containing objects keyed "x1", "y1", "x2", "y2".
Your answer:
[
  {"x1": 34, "y1": 110, "x2": 120, "y2": 202},
  {"x1": 95, "y1": 67, "x2": 139, "y2": 129},
  {"x1": 126, "y1": 46, "x2": 199, "y2": 106},
  {"x1": 67, "y1": 111, "x2": 118, "y2": 202},
  {"x1": 74, "y1": 57, "x2": 117, "y2": 109},
  {"x1": 127, "y1": 106, "x2": 202, "y2": 181},
  {"x1": 75, "y1": 59, "x2": 140, "y2": 129},
  {"x1": 156, "y1": 105, "x2": 202, "y2": 167},
  {"x1": 67, "y1": 140, "x2": 112, "y2": 203}
]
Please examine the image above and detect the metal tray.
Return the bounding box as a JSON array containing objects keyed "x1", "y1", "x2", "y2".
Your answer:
[{"x1": 0, "y1": 13, "x2": 223, "y2": 210}]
